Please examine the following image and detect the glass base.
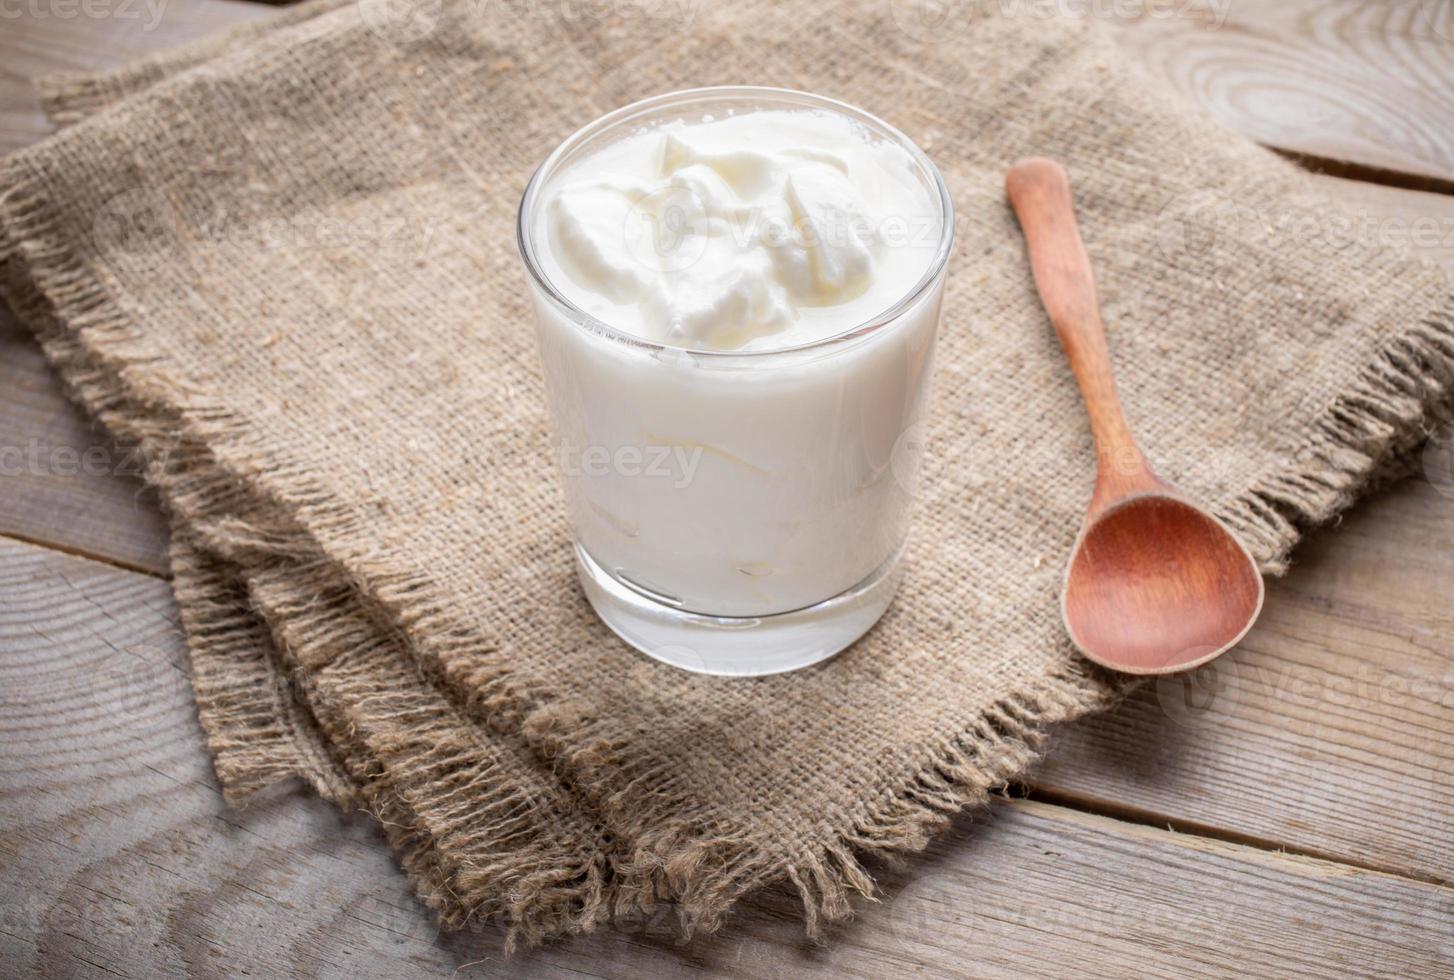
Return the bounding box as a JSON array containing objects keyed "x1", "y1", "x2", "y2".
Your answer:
[{"x1": 574, "y1": 542, "x2": 904, "y2": 676}]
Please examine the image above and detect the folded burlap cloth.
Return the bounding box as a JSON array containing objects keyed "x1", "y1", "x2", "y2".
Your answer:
[{"x1": 3, "y1": 0, "x2": 1451, "y2": 946}]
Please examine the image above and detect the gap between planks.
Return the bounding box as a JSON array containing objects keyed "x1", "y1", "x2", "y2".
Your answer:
[
  {"x1": 0, "y1": 0, "x2": 1450, "y2": 943},
  {"x1": 1008, "y1": 796, "x2": 1453, "y2": 894},
  {"x1": 1274, "y1": 149, "x2": 1454, "y2": 197},
  {"x1": 1024, "y1": 783, "x2": 1454, "y2": 892},
  {"x1": 0, "y1": 528, "x2": 169, "y2": 580}
]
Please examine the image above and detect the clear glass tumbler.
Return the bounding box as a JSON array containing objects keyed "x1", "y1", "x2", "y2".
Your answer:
[{"x1": 517, "y1": 87, "x2": 953, "y2": 676}]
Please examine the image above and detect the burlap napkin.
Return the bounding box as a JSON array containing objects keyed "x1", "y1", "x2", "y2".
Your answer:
[{"x1": 3, "y1": 0, "x2": 1451, "y2": 947}]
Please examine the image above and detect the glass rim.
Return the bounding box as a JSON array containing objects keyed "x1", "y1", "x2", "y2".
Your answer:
[{"x1": 515, "y1": 85, "x2": 955, "y2": 360}]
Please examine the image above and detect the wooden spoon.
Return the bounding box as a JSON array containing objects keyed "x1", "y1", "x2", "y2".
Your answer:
[{"x1": 1005, "y1": 157, "x2": 1264, "y2": 675}]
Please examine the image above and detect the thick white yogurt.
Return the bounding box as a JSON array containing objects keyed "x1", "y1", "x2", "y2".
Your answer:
[
  {"x1": 538, "y1": 109, "x2": 941, "y2": 352},
  {"x1": 525, "y1": 97, "x2": 948, "y2": 623}
]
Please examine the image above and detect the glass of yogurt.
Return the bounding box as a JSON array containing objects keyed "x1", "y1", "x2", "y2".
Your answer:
[{"x1": 517, "y1": 87, "x2": 953, "y2": 676}]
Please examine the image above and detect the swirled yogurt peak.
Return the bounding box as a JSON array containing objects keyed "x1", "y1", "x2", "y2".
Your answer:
[{"x1": 536, "y1": 109, "x2": 942, "y2": 351}]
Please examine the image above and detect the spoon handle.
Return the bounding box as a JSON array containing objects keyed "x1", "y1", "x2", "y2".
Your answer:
[{"x1": 1005, "y1": 157, "x2": 1160, "y2": 510}]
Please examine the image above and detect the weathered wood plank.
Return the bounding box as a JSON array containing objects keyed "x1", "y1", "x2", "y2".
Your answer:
[
  {"x1": 0, "y1": 0, "x2": 270, "y2": 155},
  {"x1": 1039, "y1": 475, "x2": 1454, "y2": 884},
  {"x1": 3, "y1": 0, "x2": 1452, "y2": 569},
  {"x1": 5, "y1": 1, "x2": 1453, "y2": 180},
  {"x1": 0, "y1": 0, "x2": 1451, "y2": 920},
  {"x1": 0, "y1": 308, "x2": 170, "y2": 574},
  {"x1": 0, "y1": 0, "x2": 268, "y2": 571},
  {"x1": 1108, "y1": 0, "x2": 1454, "y2": 185},
  {"x1": 2, "y1": 537, "x2": 1449, "y2": 979}
]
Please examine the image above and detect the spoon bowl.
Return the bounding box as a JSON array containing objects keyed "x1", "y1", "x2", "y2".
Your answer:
[
  {"x1": 1006, "y1": 157, "x2": 1264, "y2": 675},
  {"x1": 1063, "y1": 493, "x2": 1264, "y2": 674}
]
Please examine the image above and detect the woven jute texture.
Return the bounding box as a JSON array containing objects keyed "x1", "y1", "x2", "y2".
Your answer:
[{"x1": 3, "y1": 0, "x2": 1451, "y2": 946}]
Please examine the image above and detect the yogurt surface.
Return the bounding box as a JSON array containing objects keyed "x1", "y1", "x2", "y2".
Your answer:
[{"x1": 536, "y1": 109, "x2": 942, "y2": 351}]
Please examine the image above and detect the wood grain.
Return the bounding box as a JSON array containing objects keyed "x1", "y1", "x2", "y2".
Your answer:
[
  {"x1": 2, "y1": 0, "x2": 1453, "y2": 571},
  {"x1": 0, "y1": 0, "x2": 269, "y2": 572},
  {"x1": 1108, "y1": 0, "x2": 1454, "y2": 185},
  {"x1": 2, "y1": 538, "x2": 1450, "y2": 978},
  {"x1": 1040, "y1": 475, "x2": 1454, "y2": 884},
  {"x1": 0, "y1": 0, "x2": 270, "y2": 155},
  {"x1": 0, "y1": 307, "x2": 170, "y2": 574},
  {"x1": 1, "y1": 3, "x2": 1453, "y2": 970}
]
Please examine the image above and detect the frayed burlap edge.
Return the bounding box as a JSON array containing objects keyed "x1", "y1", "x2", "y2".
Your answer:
[
  {"x1": 1216, "y1": 313, "x2": 1454, "y2": 574},
  {"x1": 0, "y1": 144, "x2": 1123, "y2": 939},
  {"x1": 168, "y1": 533, "x2": 359, "y2": 806},
  {"x1": 0, "y1": 172, "x2": 616, "y2": 946},
  {"x1": 217, "y1": 542, "x2": 615, "y2": 948},
  {"x1": 4, "y1": 101, "x2": 1454, "y2": 943},
  {"x1": 170, "y1": 540, "x2": 519, "y2": 940}
]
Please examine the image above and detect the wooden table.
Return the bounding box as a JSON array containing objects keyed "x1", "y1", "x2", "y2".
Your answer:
[{"x1": 2, "y1": 2, "x2": 1451, "y2": 976}]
